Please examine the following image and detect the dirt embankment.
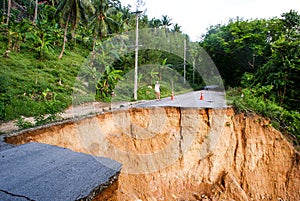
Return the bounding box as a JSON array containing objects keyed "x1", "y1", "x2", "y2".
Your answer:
[{"x1": 5, "y1": 107, "x2": 300, "y2": 201}]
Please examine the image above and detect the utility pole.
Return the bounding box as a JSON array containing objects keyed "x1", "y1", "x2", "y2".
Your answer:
[
  {"x1": 193, "y1": 59, "x2": 195, "y2": 84},
  {"x1": 183, "y1": 38, "x2": 186, "y2": 84},
  {"x1": 133, "y1": 10, "x2": 142, "y2": 100},
  {"x1": 132, "y1": 0, "x2": 144, "y2": 100},
  {"x1": 133, "y1": 12, "x2": 139, "y2": 100}
]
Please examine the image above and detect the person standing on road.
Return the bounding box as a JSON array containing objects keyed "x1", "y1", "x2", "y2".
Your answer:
[{"x1": 154, "y1": 81, "x2": 160, "y2": 100}]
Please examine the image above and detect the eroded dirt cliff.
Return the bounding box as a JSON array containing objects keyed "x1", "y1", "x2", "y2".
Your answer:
[{"x1": 5, "y1": 107, "x2": 300, "y2": 201}]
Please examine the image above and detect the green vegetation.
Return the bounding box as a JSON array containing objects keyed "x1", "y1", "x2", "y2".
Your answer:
[
  {"x1": 0, "y1": 38, "x2": 89, "y2": 121},
  {"x1": 0, "y1": 1, "x2": 299, "y2": 147},
  {"x1": 0, "y1": 0, "x2": 196, "y2": 126},
  {"x1": 201, "y1": 10, "x2": 300, "y2": 145},
  {"x1": 227, "y1": 87, "x2": 300, "y2": 147}
]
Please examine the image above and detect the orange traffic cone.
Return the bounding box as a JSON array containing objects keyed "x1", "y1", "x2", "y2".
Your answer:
[{"x1": 200, "y1": 92, "x2": 204, "y2": 100}]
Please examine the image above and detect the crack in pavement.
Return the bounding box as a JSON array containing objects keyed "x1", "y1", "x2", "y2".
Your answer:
[{"x1": 0, "y1": 189, "x2": 35, "y2": 201}]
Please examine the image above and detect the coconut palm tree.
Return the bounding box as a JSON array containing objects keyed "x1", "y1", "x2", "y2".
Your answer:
[
  {"x1": 89, "y1": 0, "x2": 118, "y2": 51},
  {"x1": 172, "y1": 23, "x2": 182, "y2": 33},
  {"x1": 118, "y1": 5, "x2": 131, "y2": 28},
  {"x1": 149, "y1": 18, "x2": 161, "y2": 29},
  {"x1": 56, "y1": 0, "x2": 91, "y2": 59},
  {"x1": 161, "y1": 15, "x2": 172, "y2": 31}
]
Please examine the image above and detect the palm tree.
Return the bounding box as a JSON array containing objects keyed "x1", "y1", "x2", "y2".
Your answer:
[
  {"x1": 161, "y1": 15, "x2": 172, "y2": 31},
  {"x1": 56, "y1": 0, "x2": 90, "y2": 59},
  {"x1": 109, "y1": 10, "x2": 129, "y2": 34},
  {"x1": 149, "y1": 18, "x2": 161, "y2": 29},
  {"x1": 89, "y1": 0, "x2": 118, "y2": 51},
  {"x1": 172, "y1": 23, "x2": 182, "y2": 33},
  {"x1": 117, "y1": 5, "x2": 132, "y2": 31}
]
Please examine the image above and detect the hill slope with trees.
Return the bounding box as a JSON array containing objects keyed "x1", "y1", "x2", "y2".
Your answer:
[{"x1": 0, "y1": 1, "x2": 299, "y2": 146}]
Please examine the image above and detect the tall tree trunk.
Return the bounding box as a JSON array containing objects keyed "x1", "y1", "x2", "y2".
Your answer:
[
  {"x1": 33, "y1": 0, "x2": 38, "y2": 24},
  {"x1": 6, "y1": 0, "x2": 11, "y2": 26},
  {"x1": 58, "y1": 12, "x2": 70, "y2": 59},
  {"x1": 2, "y1": 0, "x2": 5, "y2": 23}
]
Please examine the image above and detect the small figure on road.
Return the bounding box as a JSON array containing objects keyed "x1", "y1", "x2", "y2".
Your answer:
[{"x1": 154, "y1": 81, "x2": 160, "y2": 100}]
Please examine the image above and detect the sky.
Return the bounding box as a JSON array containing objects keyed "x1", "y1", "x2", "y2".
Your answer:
[{"x1": 119, "y1": 0, "x2": 300, "y2": 41}]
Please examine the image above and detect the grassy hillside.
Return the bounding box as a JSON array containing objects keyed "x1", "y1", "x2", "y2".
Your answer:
[{"x1": 0, "y1": 39, "x2": 90, "y2": 122}]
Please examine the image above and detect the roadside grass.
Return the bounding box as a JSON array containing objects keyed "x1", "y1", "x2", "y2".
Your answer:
[{"x1": 0, "y1": 40, "x2": 89, "y2": 123}]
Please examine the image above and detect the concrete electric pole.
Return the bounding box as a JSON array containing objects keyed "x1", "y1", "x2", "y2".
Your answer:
[{"x1": 132, "y1": 0, "x2": 144, "y2": 100}]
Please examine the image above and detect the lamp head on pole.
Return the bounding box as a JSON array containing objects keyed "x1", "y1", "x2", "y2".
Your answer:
[{"x1": 132, "y1": 10, "x2": 143, "y2": 15}]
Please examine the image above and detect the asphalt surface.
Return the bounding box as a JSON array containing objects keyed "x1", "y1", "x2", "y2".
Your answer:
[
  {"x1": 135, "y1": 90, "x2": 227, "y2": 108},
  {"x1": 0, "y1": 142, "x2": 121, "y2": 201},
  {"x1": 0, "y1": 136, "x2": 14, "y2": 152}
]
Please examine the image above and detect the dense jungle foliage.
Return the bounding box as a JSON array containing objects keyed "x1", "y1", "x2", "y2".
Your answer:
[
  {"x1": 200, "y1": 10, "x2": 300, "y2": 145},
  {"x1": 0, "y1": 0, "x2": 299, "y2": 145}
]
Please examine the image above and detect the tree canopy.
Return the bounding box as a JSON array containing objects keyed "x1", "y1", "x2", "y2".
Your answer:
[{"x1": 200, "y1": 10, "x2": 300, "y2": 111}]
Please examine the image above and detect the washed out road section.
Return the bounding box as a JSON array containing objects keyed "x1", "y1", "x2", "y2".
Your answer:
[{"x1": 0, "y1": 142, "x2": 121, "y2": 201}]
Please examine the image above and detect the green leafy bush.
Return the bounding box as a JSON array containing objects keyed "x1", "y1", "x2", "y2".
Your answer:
[{"x1": 230, "y1": 87, "x2": 300, "y2": 147}]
